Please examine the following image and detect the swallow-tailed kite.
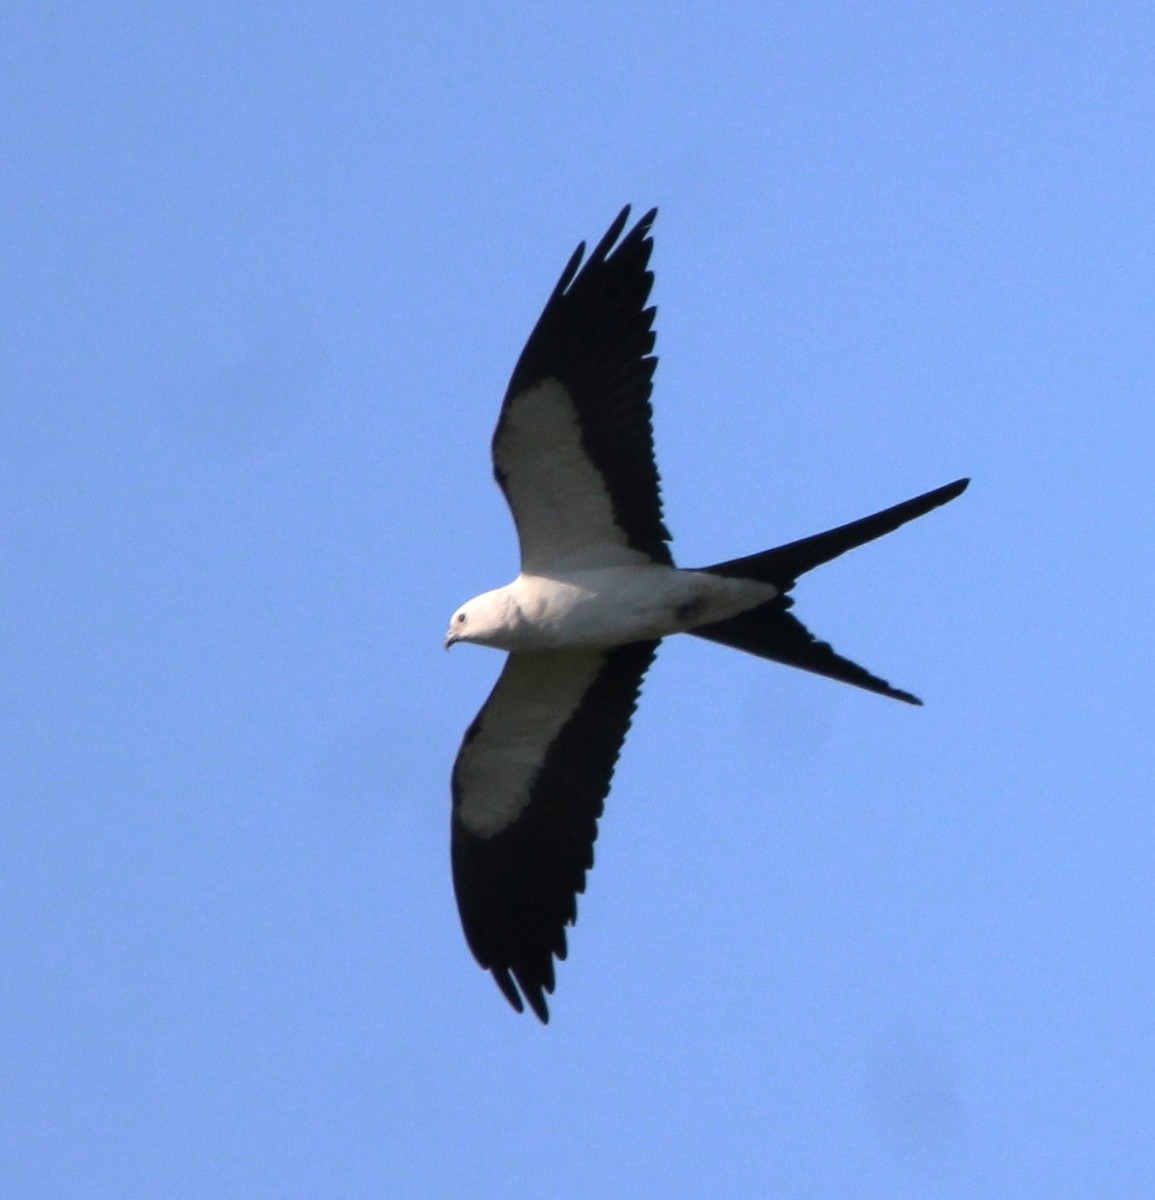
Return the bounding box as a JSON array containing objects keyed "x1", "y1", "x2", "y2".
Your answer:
[{"x1": 446, "y1": 207, "x2": 967, "y2": 1022}]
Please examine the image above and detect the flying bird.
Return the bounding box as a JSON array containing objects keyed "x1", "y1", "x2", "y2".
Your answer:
[{"x1": 446, "y1": 207, "x2": 967, "y2": 1022}]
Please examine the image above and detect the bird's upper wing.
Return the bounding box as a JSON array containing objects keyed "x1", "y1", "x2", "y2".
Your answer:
[
  {"x1": 492, "y1": 207, "x2": 673, "y2": 573},
  {"x1": 451, "y1": 639, "x2": 659, "y2": 1022}
]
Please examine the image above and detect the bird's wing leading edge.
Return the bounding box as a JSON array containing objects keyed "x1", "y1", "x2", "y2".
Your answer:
[
  {"x1": 491, "y1": 207, "x2": 673, "y2": 572},
  {"x1": 451, "y1": 639, "x2": 659, "y2": 1022}
]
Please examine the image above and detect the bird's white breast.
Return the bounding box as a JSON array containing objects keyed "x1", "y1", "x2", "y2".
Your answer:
[{"x1": 493, "y1": 565, "x2": 775, "y2": 651}]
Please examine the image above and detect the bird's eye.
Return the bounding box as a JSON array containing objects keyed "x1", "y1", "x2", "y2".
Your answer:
[{"x1": 456, "y1": 612, "x2": 466, "y2": 624}]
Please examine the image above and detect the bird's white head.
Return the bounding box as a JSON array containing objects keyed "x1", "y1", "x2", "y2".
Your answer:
[{"x1": 444, "y1": 587, "x2": 518, "y2": 650}]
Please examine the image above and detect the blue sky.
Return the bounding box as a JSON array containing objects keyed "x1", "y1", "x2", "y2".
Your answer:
[{"x1": 3, "y1": 4, "x2": 1153, "y2": 1196}]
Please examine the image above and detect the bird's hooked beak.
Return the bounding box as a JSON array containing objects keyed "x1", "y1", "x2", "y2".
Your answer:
[{"x1": 444, "y1": 631, "x2": 459, "y2": 650}]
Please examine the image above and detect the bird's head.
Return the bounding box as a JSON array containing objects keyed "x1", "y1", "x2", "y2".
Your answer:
[{"x1": 444, "y1": 588, "x2": 516, "y2": 650}]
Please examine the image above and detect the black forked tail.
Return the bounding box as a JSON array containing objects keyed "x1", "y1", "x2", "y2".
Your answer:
[
  {"x1": 690, "y1": 596, "x2": 923, "y2": 704},
  {"x1": 689, "y1": 478, "x2": 969, "y2": 704},
  {"x1": 701, "y1": 478, "x2": 968, "y2": 591}
]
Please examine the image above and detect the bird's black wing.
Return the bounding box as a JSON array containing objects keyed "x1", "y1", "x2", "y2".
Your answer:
[
  {"x1": 491, "y1": 208, "x2": 673, "y2": 571},
  {"x1": 451, "y1": 640, "x2": 658, "y2": 1021}
]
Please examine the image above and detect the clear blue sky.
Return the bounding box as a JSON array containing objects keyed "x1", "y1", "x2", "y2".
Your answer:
[{"x1": 3, "y1": 4, "x2": 1153, "y2": 1196}]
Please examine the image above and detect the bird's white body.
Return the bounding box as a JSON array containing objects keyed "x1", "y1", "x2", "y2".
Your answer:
[{"x1": 447, "y1": 566, "x2": 776, "y2": 652}]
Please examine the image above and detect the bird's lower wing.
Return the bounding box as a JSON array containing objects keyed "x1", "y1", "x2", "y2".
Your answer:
[{"x1": 451, "y1": 640, "x2": 659, "y2": 1022}]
